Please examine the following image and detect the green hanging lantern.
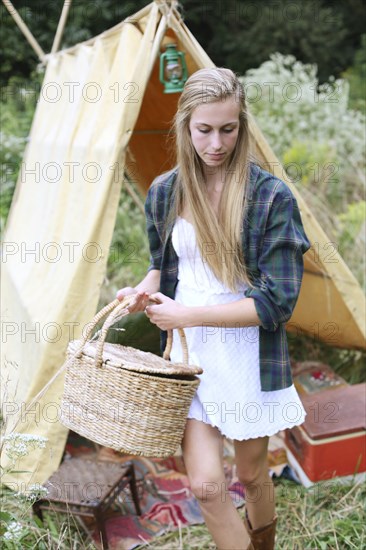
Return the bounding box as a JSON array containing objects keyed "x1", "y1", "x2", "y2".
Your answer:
[{"x1": 159, "y1": 43, "x2": 188, "y2": 93}]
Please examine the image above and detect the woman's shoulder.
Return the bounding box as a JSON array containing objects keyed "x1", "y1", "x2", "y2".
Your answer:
[
  {"x1": 150, "y1": 166, "x2": 179, "y2": 192},
  {"x1": 248, "y1": 161, "x2": 294, "y2": 203},
  {"x1": 145, "y1": 168, "x2": 179, "y2": 219}
]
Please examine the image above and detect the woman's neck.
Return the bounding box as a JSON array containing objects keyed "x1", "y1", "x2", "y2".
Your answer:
[
  {"x1": 204, "y1": 166, "x2": 225, "y2": 188},
  {"x1": 204, "y1": 173, "x2": 224, "y2": 216},
  {"x1": 203, "y1": 163, "x2": 228, "y2": 190}
]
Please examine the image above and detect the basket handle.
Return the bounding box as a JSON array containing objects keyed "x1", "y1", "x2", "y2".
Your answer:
[
  {"x1": 75, "y1": 298, "x2": 122, "y2": 355},
  {"x1": 93, "y1": 295, "x2": 189, "y2": 367}
]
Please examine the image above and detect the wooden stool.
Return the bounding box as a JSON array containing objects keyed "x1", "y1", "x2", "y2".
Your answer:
[{"x1": 33, "y1": 457, "x2": 141, "y2": 549}]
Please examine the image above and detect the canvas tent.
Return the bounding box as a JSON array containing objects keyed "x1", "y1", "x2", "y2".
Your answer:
[{"x1": 1, "y1": 0, "x2": 365, "y2": 488}]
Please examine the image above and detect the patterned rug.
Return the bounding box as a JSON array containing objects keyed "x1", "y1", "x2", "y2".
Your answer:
[{"x1": 64, "y1": 432, "x2": 293, "y2": 549}]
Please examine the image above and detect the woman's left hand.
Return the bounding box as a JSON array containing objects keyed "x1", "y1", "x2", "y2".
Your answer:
[{"x1": 145, "y1": 292, "x2": 189, "y2": 330}]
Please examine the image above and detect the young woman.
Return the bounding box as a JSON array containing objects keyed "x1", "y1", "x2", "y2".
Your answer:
[{"x1": 117, "y1": 68, "x2": 310, "y2": 550}]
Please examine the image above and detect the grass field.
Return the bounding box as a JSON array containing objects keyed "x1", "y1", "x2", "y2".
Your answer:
[
  {"x1": 145, "y1": 478, "x2": 365, "y2": 549},
  {"x1": 2, "y1": 473, "x2": 365, "y2": 548}
]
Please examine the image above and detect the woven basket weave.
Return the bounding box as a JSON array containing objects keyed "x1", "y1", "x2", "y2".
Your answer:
[{"x1": 60, "y1": 296, "x2": 203, "y2": 457}]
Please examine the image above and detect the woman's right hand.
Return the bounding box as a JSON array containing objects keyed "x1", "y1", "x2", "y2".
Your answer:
[
  {"x1": 116, "y1": 286, "x2": 137, "y2": 301},
  {"x1": 116, "y1": 287, "x2": 150, "y2": 314}
]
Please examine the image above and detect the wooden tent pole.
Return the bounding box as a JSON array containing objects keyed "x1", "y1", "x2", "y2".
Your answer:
[
  {"x1": 125, "y1": 2, "x2": 154, "y2": 23},
  {"x1": 147, "y1": 13, "x2": 167, "y2": 75},
  {"x1": 123, "y1": 177, "x2": 145, "y2": 216},
  {"x1": 45, "y1": 3, "x2": 154, "y2": 59},
  {"x1": 51, "y1": 0, "x2": 73, "y2": 54},
  {"x1": 155, "y1": 0, "x2": 179, "y2": 10},
  {"x1": 2, "y1": 0, "x2": 46, "y2": 61},
  {"x1": 165, "y1": 9, "x2": 215, "y2": 69}
]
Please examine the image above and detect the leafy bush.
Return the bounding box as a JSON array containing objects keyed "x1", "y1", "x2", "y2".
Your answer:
[
  {"x1": 241, "y1": 53, "x2": 366, "y2": 289},
  {"x1": 337, "y1": 201, "x2": 366, "y2": 288},
  {"x1": 0, "y1": 132, "x2": 27, "y2": 232},
  {"x1": 99, "y1": 181, "x2": 150, "y2": 305},
  {"x1": 0, "y1": 74, "x2": 40, "y2": 233},
  {"x1": 242, "y1": 53, "x2": 365, "y2": 204},
  {"x1": 342, "y1": 34, "x2": 366, "y2": 115}
]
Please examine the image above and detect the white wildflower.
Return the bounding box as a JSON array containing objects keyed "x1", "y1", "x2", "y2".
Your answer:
[
  {"x1": 2, "y1": 433, "x2": 47, "y2": 461},
  {"x1": 15, "y1": 483, "x2": 49, "y2": 501},
  {"x1": 3, "y1": 521, "x2": 24, "y2": 541}
]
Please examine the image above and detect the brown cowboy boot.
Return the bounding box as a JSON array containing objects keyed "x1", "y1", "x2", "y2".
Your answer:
[{"x1": 244, "y1": 511, "x2": 277, "y2": 550}]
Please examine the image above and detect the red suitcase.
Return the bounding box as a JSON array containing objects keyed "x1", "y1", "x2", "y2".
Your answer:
[{"x1": 285, "y1": 383, "x2": 366, "y2": 485}]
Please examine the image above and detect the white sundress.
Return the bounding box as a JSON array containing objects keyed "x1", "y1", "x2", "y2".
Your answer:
[{"x1": 169, "y1": 216, "x2": 306, "y2": 440}]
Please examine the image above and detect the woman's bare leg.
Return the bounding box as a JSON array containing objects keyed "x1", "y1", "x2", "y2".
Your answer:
[
  {"x1": 182, "y1": 419, "x2": 251, "y2": 549},
  {"x1": 234, "y1": 436, "x2": 275, "y2": 529}
]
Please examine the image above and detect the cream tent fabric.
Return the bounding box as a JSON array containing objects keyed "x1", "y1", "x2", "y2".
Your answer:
[
  {"x1": 1, "y1": 2, "x2": 161, "y2": 486},
  {"x1": 1, "y1": 1, "x2": 365, "y2": 488}
]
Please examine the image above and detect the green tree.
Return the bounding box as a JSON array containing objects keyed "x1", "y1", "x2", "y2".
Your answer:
[
  {"x1": 182, "y1": 0, "x2": 359, "y2": 83},
  {"x1": 0, "y1": 0, "x2": 148, "y2": 86},
  {"x1": 1, "y1": 1, "x2": 365, "y2": 87},
  {"x1": 342, "y1": 34, "x2": 366, "y2": 114}
]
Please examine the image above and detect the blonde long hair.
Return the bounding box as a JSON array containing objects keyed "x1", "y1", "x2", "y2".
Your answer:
[{"x1": 172, "y1": 67, "x2": 253, "y2": 291}]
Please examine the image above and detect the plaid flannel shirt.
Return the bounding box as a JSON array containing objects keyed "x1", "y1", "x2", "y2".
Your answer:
[{"x1": 145, "y1": 162, "x2": 310, "y2": 391}]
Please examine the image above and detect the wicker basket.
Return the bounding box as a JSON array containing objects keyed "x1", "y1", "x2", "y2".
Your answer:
[{"x1": 60, "y1": 297, "x2": 203, "y2": 457}]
